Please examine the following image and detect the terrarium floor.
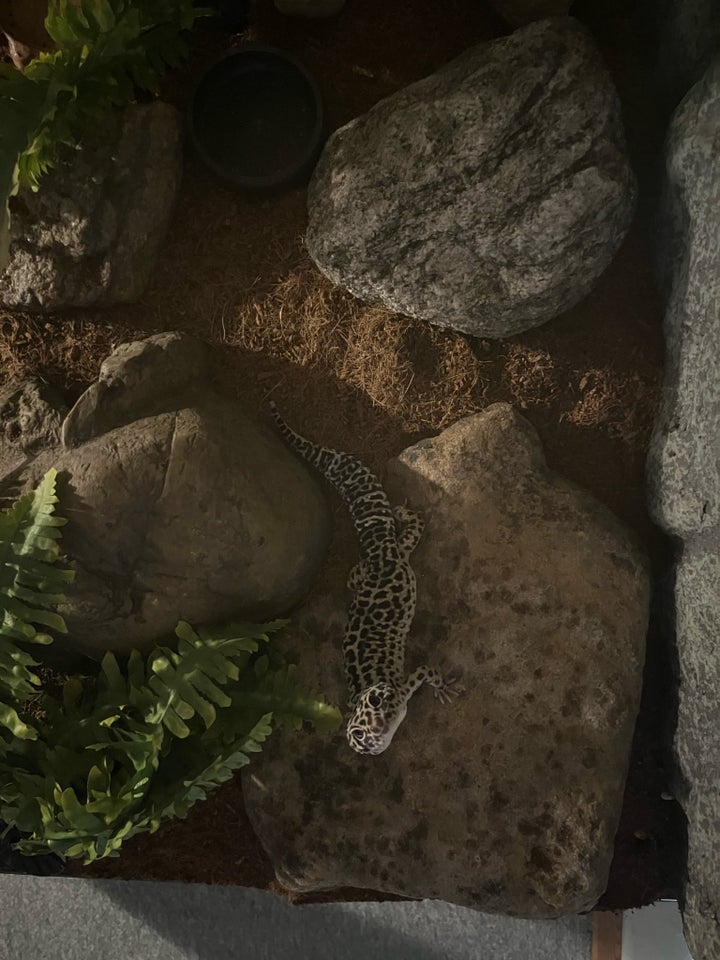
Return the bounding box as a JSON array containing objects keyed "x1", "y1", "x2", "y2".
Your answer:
[{"x1": 1, "y1": 0, "x2": 684, "y2": 909}]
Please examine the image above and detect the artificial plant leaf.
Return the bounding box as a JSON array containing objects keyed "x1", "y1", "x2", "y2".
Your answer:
[
  {"x1": 0, "y1": 700, "x2": 38, "y2": 740},
  {"x1": 0, "y1": 467, "x2": 338, "y2": 866},
  {"x1": 0, "y1": 470, "x2": 72, "y2": 720}
]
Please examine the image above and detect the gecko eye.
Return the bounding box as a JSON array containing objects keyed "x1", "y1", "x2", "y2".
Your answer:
[
  {"x1": 368, "y1": 692, "x2": 382, "y2": 709},
  {"x1": 353, "y1": 729, "x2": 366, "y2": 741}
]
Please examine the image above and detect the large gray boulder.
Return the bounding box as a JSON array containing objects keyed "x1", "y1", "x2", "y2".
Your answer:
[
  {"x1": 674, "y1": 534, "x2": 720, "y2": 960},
  {"x1": 243, "y1": 404, "x2": 650, "y2": 917},
  {"x1": 648, "y1": 55, "x2": 720, "y2": 960},
  {"x1": 0, "y1": 103, "x2": 182, "y2": 311},
  {"x1": 306, "y1": 17, "x2": 636, "y2": 339},
  {"x1": 648, "y1": 56, "x2": 720, "y2": 537},
  {"x1": 0, "y1": 333, "x2": 331, "y2": 656}
]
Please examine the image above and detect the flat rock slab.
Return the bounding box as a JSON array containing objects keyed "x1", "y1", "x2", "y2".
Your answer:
[
  {"x1": 243, "y1": 404, "x2": 650, "y2": 917},
  {"x1": 306, "y1": 17, "x2": 635, "y2": 339}
]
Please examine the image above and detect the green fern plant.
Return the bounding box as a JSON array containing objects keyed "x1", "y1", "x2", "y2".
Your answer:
[
  {"x1": 0, "y1": 469, "x2": 341, "y2": 863},
  {"x1": 0, "y1": 468, "x2": 75, "y2": 743},
  {"x1": 0, "y1": 0, "x2": 207, "y2": 270}
]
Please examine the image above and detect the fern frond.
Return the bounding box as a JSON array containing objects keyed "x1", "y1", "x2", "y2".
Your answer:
[
  {"x1": 0, "y1": 473, "x2": 341, "y2": 864},
  {"x1": 0, "y1": 469, "x2": 74, "y2": 741},
  {"x1": 0, "y1": 0, "x2": 207, "y2": 271},
  {"x1": 232, "y1": 657, "x2": 344, "y2": 734},
  {"x1": 94, "y1": 619, "x2": 288, "y2": 740}
]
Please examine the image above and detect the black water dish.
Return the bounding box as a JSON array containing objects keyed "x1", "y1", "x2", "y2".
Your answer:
[{"x1": 188, "y1": 46, "x2": 325, "y2": 192}]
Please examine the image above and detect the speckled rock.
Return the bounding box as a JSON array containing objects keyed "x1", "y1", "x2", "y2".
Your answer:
[
  {"x1": 648, "y1": 54, "x2": 720, "y2": 960},
  {"x1": 0, "y1": 103, "x2": 182, "y2": 311},
  {"x1": 306, "y1": 17, "x2": 635, "y2": 339},
  {"x1": 673, "y1": 533, "x2": 720, "y2": 960},
  {"x1": 242, "y1": 403, "x2": 650, "y2": 917},
  {"x1": 0, "y1": 334, "x2": 331, "y2": 656},
  {"x1": 648, "y1": 55, "x2": 720, "y2": 537}
]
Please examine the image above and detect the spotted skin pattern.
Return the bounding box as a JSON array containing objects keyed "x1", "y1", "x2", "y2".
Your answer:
[{"x1": 269, "y1": 402, "x2": 459, "y2": 755}]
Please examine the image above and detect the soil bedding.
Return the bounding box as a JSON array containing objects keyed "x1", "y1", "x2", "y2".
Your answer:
[{"x1": 1, "y1": 0, "x2": 684, "y2": 909}]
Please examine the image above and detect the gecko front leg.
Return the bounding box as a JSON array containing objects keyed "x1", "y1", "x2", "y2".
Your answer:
[{"x1": 398, "y1": 665, "x2": 462, "y2": 706}]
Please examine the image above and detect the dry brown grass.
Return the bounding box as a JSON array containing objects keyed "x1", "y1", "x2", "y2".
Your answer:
[
  {"x1": 0, "y1": 312, "x2": 140, "y2": 397},
  {"x1": 503, "y1": 343, "x2": 561, "y2": 410},
  {"x1": 562, "y1": 367, "x2": 660, "y2": 446},
  {"x1": 221, "y1": 256, "x2": 491, "y2": 430}
]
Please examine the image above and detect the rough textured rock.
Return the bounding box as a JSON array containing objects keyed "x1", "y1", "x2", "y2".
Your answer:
[
  {"x1": 0, "y1": 334, "x2": 331, "y2": 656},
  {"x1": 674, "y1": 534, "x2": 720, "y2": 960},
  {"x1": 243, "y1": 404, "x2": 650, "y2": 917},
  {"x1": 487, "y1": 0, "x2": 571, "y2": 27},
  {"x1": 274, "y1": 0, "x2": 345, "y2": 16},
  {"x1": 0, "y1": 103, "x2": 182, "y2": 311},
  {"x1": 306, "y1": 17, "x2": 635, "y2": 339},
  {"x1": 648, "y1": 55, "x2": 720, "y2": 537},
  {"x1": 0, "y1": 377, "x2": 67, "y2": 477},
  {"x1": 648, "y1": 55, "x2": 720, "y2": 960}
]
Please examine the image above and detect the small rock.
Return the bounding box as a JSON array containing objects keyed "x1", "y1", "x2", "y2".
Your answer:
[
  {"x1": 306, "y1": 17, "x2": 635, "y2": 339},
  {"x1": 0, "y1": 103, "x2": 182, "y2": 311},
  {"x1": 243, "y1": 403, "x2": 650, "y2": 917}
]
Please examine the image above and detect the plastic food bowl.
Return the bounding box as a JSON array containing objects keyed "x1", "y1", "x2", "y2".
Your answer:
[{"x1": 188, "y1": 45, "x2": 324, "y2": 192}]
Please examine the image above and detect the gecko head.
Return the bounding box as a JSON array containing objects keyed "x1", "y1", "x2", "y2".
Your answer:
[{"x1": 346, "y1": 682, "x2": 408, "y2": 756}]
